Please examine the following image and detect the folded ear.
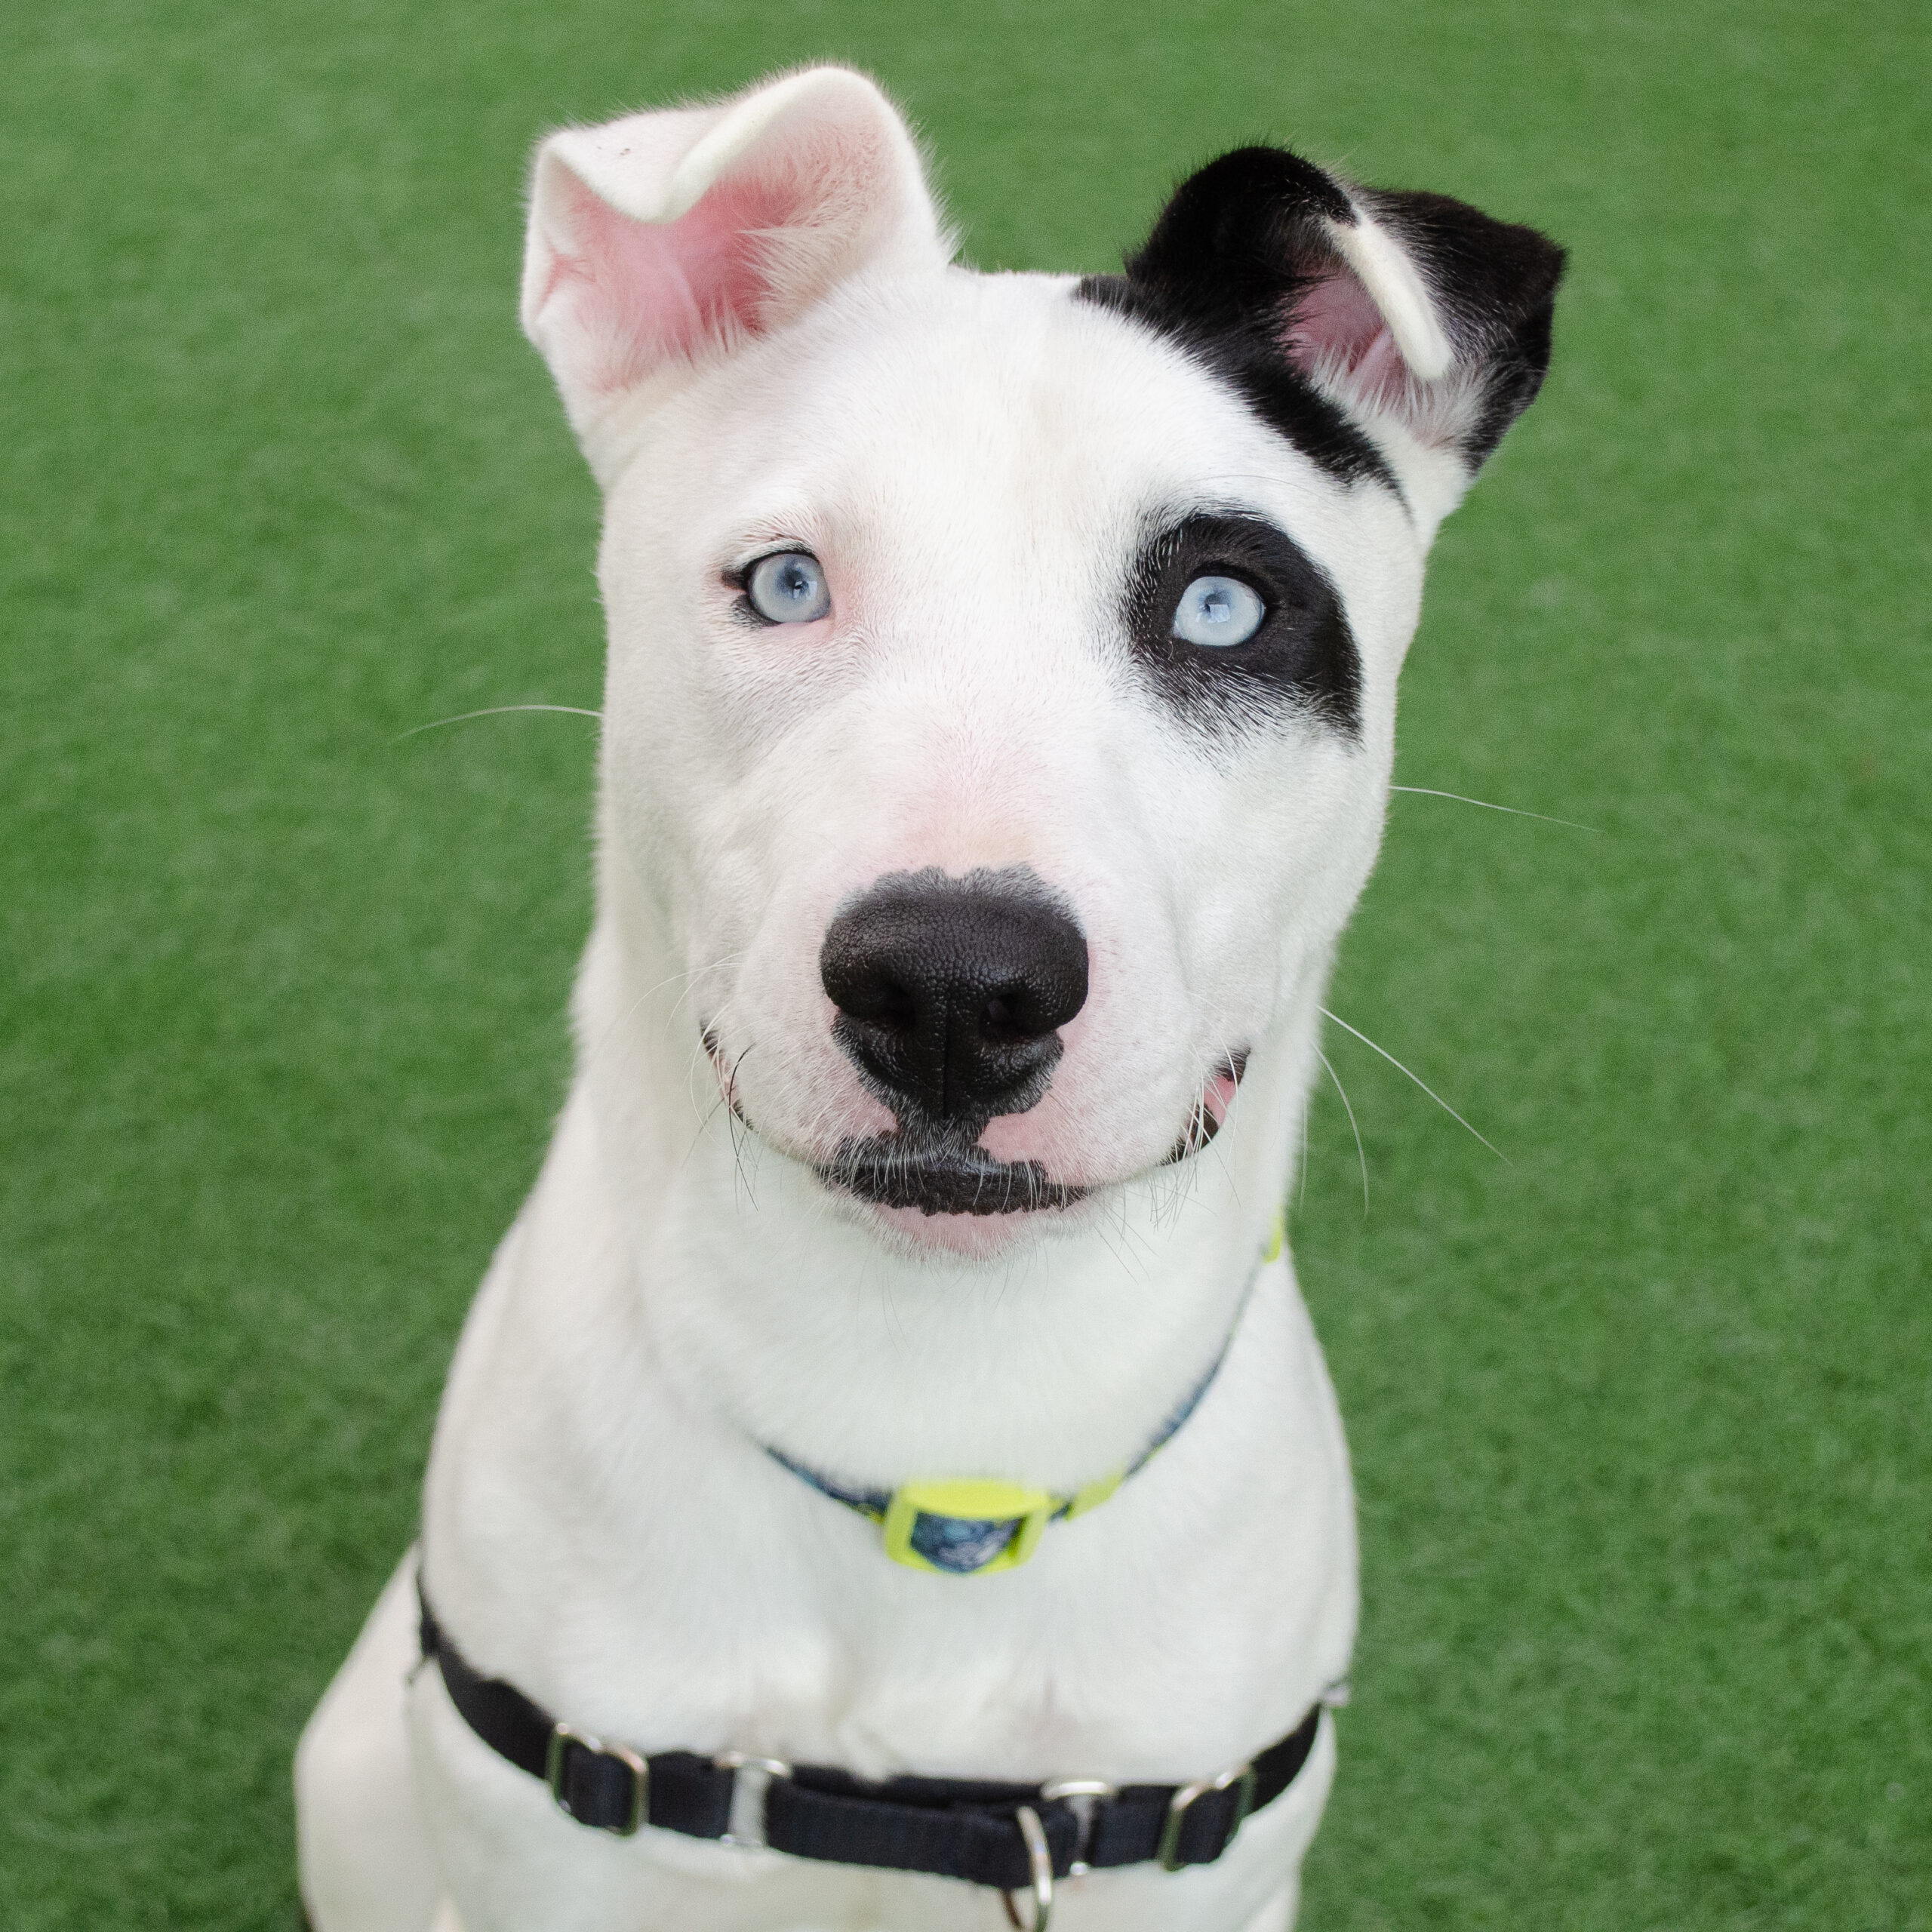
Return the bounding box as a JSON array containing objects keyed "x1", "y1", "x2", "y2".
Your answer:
[
  {"x1": 521, "y1": 66, "x2": 949, "y2": 462},
  {"x1": 1081, "y1": 146, "x2": 1564, "y2": 503}
]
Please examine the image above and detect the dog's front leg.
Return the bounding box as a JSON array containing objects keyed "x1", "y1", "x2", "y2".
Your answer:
[
  {"x1": 296, "y1": 1549, "x2": 446, "y2": 1932},
  {"x1": 1234, "y1": 1884, "x2": 1299, "y2": 1932}
]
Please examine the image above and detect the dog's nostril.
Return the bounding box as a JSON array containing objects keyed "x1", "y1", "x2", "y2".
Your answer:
[
  {"x1": 820, "y1": 866, "x2": 1088, "y2": 1130},
  {"x1": 875, "y1": 980, "x2": 919, "y2": 1032},
  {"x1": 979, "y1": 983, "x2": 1058, "y2": 1046}
]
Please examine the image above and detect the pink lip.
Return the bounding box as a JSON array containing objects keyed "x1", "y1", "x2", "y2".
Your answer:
[
  {"x1": 1167, "y1": 1051, "x2": 1251, "y2": 1162},
  {"x1": 1203, "y1": 1066, "x2": 1241, "y2": 1128},
  {"x1": 862, "y1": 1200, "x2": 1080, "y2": 1256}
]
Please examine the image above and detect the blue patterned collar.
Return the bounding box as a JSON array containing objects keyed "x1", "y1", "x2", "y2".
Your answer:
[{"x1": 764, "y1": 1217, "x2": 1279, "y2": 1576}]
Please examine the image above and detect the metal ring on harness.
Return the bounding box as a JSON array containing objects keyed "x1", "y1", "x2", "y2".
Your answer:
[{"x1": 1001, "y1": 1804, "x2": 1054, "y2": 1932}]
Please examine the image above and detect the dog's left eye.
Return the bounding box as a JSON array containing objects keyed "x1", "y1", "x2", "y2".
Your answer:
[
  {"x1": 745, "y1": 550, "x2": 832, "y2": 623},
  {"x1": 1171, "y1": 574, "x2": 1266, "y2": 648}
]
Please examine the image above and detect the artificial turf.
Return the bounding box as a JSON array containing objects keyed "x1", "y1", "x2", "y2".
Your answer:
[{"x1": 2, "y1": 2, "x2": 1926, "y2": 1925}]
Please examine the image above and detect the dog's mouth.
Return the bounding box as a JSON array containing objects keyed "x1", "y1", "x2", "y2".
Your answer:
[
  {"x1": 703, "y1": 1029, "x2": 1247, "y2": 1220},
  {"x1": 1163, "y1": 1050, "x2": 1248, "y2": 1165},
  {"x1": 820, "y1": 1137, "x2": 1088, "y2": 1217}
]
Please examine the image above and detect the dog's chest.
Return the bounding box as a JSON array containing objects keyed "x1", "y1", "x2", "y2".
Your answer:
[{"x1": 421, "y1": 1210, "x2": 1357, "y2": 1794}]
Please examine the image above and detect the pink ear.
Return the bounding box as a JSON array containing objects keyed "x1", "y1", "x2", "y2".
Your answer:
[
  {"x1": 521, "y1": 69, "x2": 946, "y2": 451},
  {"x1": 535, "y1": 167, "x2": 801, "y2": 387},
  {"x1": 1280, "y1": 206, "x2": 1458, "y2": 418},
  {"x1": 1284, "y1": 267, "x2": 1414, "y2": 413}
]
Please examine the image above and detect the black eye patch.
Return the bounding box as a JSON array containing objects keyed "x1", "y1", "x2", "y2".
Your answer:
[{"x1": 1121, "y1": 512, "x2": 1362, "y2": 740}]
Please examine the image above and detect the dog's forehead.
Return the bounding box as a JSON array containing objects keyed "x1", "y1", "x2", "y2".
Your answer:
[{"x1": 684, "y1": 270, "x2": 1377, "y2": 578}]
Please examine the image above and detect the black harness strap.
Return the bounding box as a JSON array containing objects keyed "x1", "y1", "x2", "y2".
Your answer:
[{"x1": 419, "y1": 1588, "x2": 1323, "y2": 1891}]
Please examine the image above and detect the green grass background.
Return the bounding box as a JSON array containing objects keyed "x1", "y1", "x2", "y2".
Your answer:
[{"x1": 3, "y1": 0, "x2": 1926, "y2": 1924}]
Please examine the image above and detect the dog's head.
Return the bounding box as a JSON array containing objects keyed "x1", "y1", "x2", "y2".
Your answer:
[{"x1": 522, "y1": 68, "x2": 1562, "y2": 1256}]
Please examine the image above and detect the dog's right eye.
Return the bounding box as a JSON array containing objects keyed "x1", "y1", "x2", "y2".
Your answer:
[
  {"x1": 1172, "y1": 574, "x2": 1266, "y2": 648},
  {"x1": 745, "y1": 551, "x2": 831, "y2": 624}
]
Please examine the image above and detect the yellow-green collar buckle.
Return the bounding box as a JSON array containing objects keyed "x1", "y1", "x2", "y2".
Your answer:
[
  {"x1": 878, "y1": 1467, "x2": 1126, "y2": 1575},
  {"x1": 882, "y1": 1479, "x2": 1055, "y2": 1574},
  {"x1": 767, "y1": 1213, "x2": 1285, "y2": 1577}
]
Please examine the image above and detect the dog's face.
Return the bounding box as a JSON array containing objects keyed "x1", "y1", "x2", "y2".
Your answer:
[{"x1": 523, "y1": 70, "x2": 1561, "y2": 1255}]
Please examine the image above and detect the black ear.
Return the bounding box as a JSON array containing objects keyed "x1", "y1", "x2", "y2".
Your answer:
[
  {"x1": 1352, "y1": 183, "x2": 1567, "y2": 463},
  {"x1": 1078, "y1": 146, "x2": 1566, "y2": 482}
]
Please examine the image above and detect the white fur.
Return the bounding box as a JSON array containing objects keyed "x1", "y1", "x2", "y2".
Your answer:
[
  {"x1": 1324, "y1": 208, "x2": 1454, "y2": 383},
  {"x1": 297, "y1": 66, "x2": 1498, "y2": 1932}
]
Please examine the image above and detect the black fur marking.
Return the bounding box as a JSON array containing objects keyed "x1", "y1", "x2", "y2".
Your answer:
[
  {"x1": 823, "y1": 1137, "x2": 1087, "y2": 1216},
  {"x1": 1358, "y1": 187, "x2": 1565, "y2": 463},
  {"x1": 1077, "y1": 147, "x2": 1397, "y2": 490},
  {"x1": 1121, "y1": 511, "x2": 1361, "y2": 739},
  {"x1": 1077, "y1": 144, "x2": 1565, "y2": 479}
]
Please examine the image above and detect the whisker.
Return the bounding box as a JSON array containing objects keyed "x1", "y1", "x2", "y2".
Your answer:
[
  {"x1": 685, "y1": 1029, "x2": 715, "y2": 1125},
  {"x1": 595, "y1": 958, "x2": 737, "y2": 1086},
  {"x1": 1320, "y1": 1007, "x2": 1508, "y2": 1163},
  {"x1": 1092, "y1": 1214, "x2": 1140, "y2": 1280},
  {"x1": 687, "y1": 1015, "x2": 734, "y2": 1130},
  {"x1": 394, "y1": 703, "x2": 601, "y2": 741},
  {"x1": 1390, "y1": 785, "x2": 1598, "y2": 834},
  {"x1": 1312, "y1": 1044, "x2": 1369, "y2": 1214},
  {"x1": 682, "y1": 1091, "x2": 729, "y2": 1169},
  {"x1": 725, "y1": 1043, "x2": 759, "y2": 1208},
  {"x1": 668, "y1": 951, "x2": 745, "y2": 1022}
]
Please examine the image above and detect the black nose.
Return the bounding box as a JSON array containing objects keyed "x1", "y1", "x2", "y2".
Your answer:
[{"x1": 820, "y1": 867, "x2": 1089, "y2": 1132}]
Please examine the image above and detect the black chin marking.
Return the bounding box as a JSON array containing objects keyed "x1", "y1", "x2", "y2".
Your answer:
[
  {"x1": 823, "y1": 1136, "x2": 1088, "y2": 1217},
  {"x1": 703, "y1": 1027, "x2": 1077, "y2": 1215}
]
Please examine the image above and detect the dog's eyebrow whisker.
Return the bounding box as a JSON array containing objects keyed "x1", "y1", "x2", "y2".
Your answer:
[
  {"x1": 1389, "y1": 785, "x2": 1599, "y2": 834},
  {"x1": 392, "y1": 703, "x2": 603, "y2": 741},
  {"x1": 1320, "y1": 1007, "x2": 1509, "y2": 1164},
  {"x1": 1312, "y1": 1044, "x2": 1370, "y2": 1214}
]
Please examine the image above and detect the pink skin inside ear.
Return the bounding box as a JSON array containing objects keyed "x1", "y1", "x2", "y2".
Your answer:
[
  {"x1": 1283, "y1": 267, "x2": 1409, "y2": 409},
  {"x1": 547, "y1": 171, "x2": 798, "y2": 392}
]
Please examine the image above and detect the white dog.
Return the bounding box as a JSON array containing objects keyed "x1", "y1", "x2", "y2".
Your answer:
[{"x1": 295, "y1": 65, "x2": 1562, "y2": 1932}]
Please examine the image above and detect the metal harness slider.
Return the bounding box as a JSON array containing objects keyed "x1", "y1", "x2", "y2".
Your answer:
[
  {"x1": 1157, "y1": 1761, "x2": 1258, "y2": 1871},
  {"x1": 1039, "y1": 1776, "x2": 1115, "y2": 1877},
  {"x1": 712, "y1": 1750, "x2": 792, "y2": 1849},
  {"x1": 546, "y1": 1721, "x2": 648, "y2": 1836}
]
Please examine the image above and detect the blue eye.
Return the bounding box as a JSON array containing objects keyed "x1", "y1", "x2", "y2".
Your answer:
[
  {"x1": 746, "y1": 550, "x2": 831, "y2": 623},
  {"x1": 1172, "y1": 574, "x2": 1265, "y2": 648}
]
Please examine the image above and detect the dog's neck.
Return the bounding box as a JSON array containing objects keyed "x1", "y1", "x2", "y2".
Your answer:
[{"x1": 565, "y1": 843, "x2": 1329, "y2": 1495}]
